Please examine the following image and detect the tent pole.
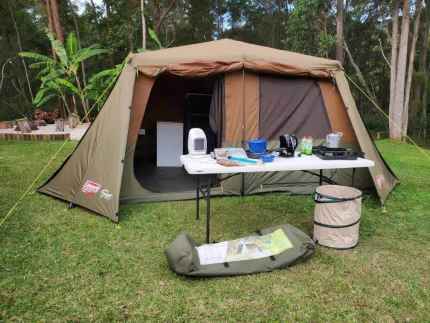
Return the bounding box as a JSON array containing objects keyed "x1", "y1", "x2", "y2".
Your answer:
[
  {"x1": 241, "y1": 68, "x2": 246, "y2": 196},
  {"x1": 242, "y1": 68, "x2": 246, "y2": 144}
]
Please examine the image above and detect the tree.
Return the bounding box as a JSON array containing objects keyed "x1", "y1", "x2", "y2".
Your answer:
[
  {"x1": 42, "y1": 0, "x2": 64, "y2": 43},
  {"x1": 67, "y1": 0, "x2": 89, "y2": 110},
  {"x1": 152, "y1": 0, "x2": 177, "y2": 35},
  {"x1": 389, "y1": 0, "x2": 400, "y2": 137},
  {"x1": 7, "y1": 0, "x2": 33, "y2": 101},
  {"x1": 344, "y1": 40, "x2": 377, "y2": 103},
  {"x1": 286, "y1": 0, "x2": 335, "y2": 57},
  {"x1": 1, "y1": 0, "x2": 428, "y2": 141},
  {"x1": 388, "y1": 0, "x2": 424, "y2": 140},
  {"x1": 402, "y1": 0, "x2": 423, "y2": 137},
  {"x1": 418, "y1": 2, "x2": 430, "y2": 136},
  {"x1": 141, "y1": 0, "x2": 147, "y2": 49},
  {"x1": 336, "y1": 0, "x2": 344, "y2": 64},
  {"x1": 390, "y1": 0, "x2": 410, "y2": 140},
  {"x1": 20, "y1": 32, "x2": 109, "y2": 121}
]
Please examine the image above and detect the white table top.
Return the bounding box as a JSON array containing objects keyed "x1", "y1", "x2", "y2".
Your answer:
[{"x1": 180, "y1": 154, "x2": 375, "y2": 175}]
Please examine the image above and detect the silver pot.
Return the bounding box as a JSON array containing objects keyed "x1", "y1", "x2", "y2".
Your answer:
[{"x1": 326, "y1": 132, "x2": 343, "y2": 148}]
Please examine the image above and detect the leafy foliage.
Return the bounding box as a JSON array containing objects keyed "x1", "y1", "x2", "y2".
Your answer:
[
  {"x1": 148, "y1": 27, "x2": 163, "y2": 49},
  {"x1": 84, "y1": 62, "x2": 124, "y2": 111},
  {"x1": 19, "y1": 31, "x2": 109, "y2": 120},
  {"x1": 1, "y1": 0, "x2": 429, "y2": 137}
]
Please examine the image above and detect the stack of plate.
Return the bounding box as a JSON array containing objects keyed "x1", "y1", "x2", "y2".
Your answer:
[
  {"x1": 246, "y1": 150, "x2": 267, "y2": 159},
  {"x1": 246, "y1": 150, "x2": 274, "y2": 163}
]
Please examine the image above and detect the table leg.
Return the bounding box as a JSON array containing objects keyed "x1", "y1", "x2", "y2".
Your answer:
[
  {"x1": 352, "y1": 168, "x2": 356, "y2": 186},
  {"x1": 240, "y1": 174, "x2": 245, "y2": 196},
  {"x1": 206, "y1": 177, "x2": 211, "y2": 244},
  {"x1": 319, "y1": 169, "x2": 323, "y2": 185},
  {"x1": 196, "y1": 176, "x2": 200, "y2": 220},
  {"x1": 195, "y1": 176, "x2": 213, "y2": 243}
]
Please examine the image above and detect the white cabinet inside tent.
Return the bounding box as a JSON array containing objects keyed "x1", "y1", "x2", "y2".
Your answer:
[{"x1": 156, "y1": 122, "x2": 184, "y2": 167}]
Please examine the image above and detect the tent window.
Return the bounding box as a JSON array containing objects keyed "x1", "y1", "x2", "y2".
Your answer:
[
  {"x1": 259, "y1": 75, "x2": 332, "y2": 139},
  {"x1": 209, "y1": 78, "x2": 224, "y2": 146}
]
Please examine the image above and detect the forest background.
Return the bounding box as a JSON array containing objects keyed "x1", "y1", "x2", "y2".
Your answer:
[{"x1": 1, "y1": 0, "x2": 428, "y2": 141}]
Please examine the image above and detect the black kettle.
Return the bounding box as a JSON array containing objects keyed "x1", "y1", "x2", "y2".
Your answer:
[{"x1": 279, "y1": 134, "x2": 298, "y2": 157}]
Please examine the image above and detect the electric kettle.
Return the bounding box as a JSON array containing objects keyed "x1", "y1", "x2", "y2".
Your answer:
[{"x1": 279, "y1": 134, "x2": 298, "y2": 157}]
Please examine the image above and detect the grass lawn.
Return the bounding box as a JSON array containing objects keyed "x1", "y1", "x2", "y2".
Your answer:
[{"x1": 0, "y1": 140, "x2": 429, "y2": 322}]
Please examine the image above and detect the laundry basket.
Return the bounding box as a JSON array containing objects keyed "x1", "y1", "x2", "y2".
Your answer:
[{"x1": 313, "y1": 185, "x2": 362, "y2": 249}]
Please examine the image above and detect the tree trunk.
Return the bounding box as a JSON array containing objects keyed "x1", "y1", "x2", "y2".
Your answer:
[
  {"x1": 42, "y1": 0, "x2": 56, "y2": 57},
  {"x1": 7, "y1": 0, "x2": 34, "y2": 101},
  {"x1": 423, "y1": 67, "x2": 429, "y2": 138},
  {"x1": 128, "y1": 22, "x2": 134, "y2": 52},
  {"x1": 389, "y1": 0, "x2": 400, "y2": 138},
  {"x1": 49, "y1": 0, "x2": 64, "y2": 43},
  {"x1": 41, "y1": 0, "x2": 65, "y2": 116},
  {"x1": 413, "y1": 13, "x2": 427, "y2": 113},
  {"x1": 216, "y1": 0, "x2": 221, "y2": 37},
  {"x1": 391, "y1": 0, "x2": 410, "y2": 140},
  {"x1": 104, "y1": 0, "x2": 111, "y2": 17},
  {"x1": 67, "y1": 0, "x2": 89, "y2": 111},
  {"x1": 319, "y1": 3, "x2": 329, "y2": 57},
  {"x1": 154, "y1": 0, "x2": 176, "y2": 35},
  {"x1": 336, "y1": 0, "x2": 344, "y2": 64},
  {"x1": 74, "y1": 75, "x2": 89, "y2": 122},
  {"x1": 402, "y1": 0, "x2": 423, "y2": 138},
  {"x1": 141, "y1": 0, "x2": 146, "y2": 50},
  {"x1": 418, "y1": 3, "x2": 430, "y2": 137}
]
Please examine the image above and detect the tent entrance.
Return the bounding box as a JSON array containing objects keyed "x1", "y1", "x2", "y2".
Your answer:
[
  {"x1": 134, "y1": 75, "x2": 217, "y2": 193},
  {"x1": 184, "y1": 93, "x2": 216, "y2": 154}
]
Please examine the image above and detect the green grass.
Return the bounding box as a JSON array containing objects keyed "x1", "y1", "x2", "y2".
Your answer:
[{"x1": 0, "y1": 140, "x2": 429, "y2": 322}]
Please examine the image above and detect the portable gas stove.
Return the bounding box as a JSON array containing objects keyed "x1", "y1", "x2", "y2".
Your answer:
[{"x1": 312, "y1": 146, "x2": 364, "y2": 160}]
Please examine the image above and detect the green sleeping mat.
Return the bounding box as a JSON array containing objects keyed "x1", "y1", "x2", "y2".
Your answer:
[{"x1": 165, "y1": 224, "x2": 315, "y2": 277}]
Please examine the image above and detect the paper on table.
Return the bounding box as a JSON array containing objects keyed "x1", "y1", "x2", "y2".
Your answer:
[{"x1": 214, "y1": 147, "x2": 247, "y2": 159}]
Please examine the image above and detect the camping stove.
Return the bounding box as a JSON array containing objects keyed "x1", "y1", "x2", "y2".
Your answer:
[{"x1": 313, "y1": 146, "x2": 364, "y2": 160}]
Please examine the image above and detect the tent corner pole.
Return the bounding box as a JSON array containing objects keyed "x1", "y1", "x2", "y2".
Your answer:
[{"x1": 241, "y1": 68, "x2": 246, "y2": 196}]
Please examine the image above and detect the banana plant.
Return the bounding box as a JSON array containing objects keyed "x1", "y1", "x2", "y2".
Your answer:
[
  {"x1": 20, "y1": 31, "x2": 109, "y2": 121},
  {"x1": 84, "y1": 62, "x2": 124, "y2": 112},
  {"x1": 18, "y1": 54, "x2": 71, "y2": 114},
  {"x1": 137, "y1": 27, "x2": 164, "y2": 52},
  {"x1": 33, "y1": 70, "x2": 72, "y2": 116}
]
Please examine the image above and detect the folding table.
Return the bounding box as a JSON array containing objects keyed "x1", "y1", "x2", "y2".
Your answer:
[{"x1": 180, "y1": 154, "x2": 374, "y2": 243}]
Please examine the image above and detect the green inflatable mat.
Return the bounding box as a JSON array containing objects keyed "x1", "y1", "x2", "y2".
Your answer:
[{"x1": 165, "y1": 224, "x2": 315, "y2": 277}]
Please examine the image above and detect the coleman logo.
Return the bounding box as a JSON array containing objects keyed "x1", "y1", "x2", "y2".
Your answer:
[
  {"x1": 99, "y1": 189, "x2": 113, "y2": 201},
  {"x1": 81, "y1": 180, "x2": 102, "y2": 197},
  {"x1": 375, "y1": 174, "x2": 385, "y2": 189}
]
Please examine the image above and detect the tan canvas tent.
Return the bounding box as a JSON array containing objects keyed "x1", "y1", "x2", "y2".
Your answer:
[{"x1": 38, "y1": 39, "x2": 398, "y2": 222}]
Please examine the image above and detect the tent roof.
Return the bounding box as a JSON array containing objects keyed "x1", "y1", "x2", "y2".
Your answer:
[{"x1": 130, "y1": 39, "x2": 342, "y2": 78}]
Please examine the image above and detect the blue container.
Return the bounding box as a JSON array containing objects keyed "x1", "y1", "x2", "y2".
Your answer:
[
  {"x1": 248, "y1": 139, "x2": 267, "y2": 154},
  {"x1": 261, "y1": 154, "x2": 274, "y2": 163}
]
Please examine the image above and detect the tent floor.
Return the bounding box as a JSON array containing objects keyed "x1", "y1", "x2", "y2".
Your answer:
[{"x1": 135, "y1": 162, "x2": 215, "y2": 193}]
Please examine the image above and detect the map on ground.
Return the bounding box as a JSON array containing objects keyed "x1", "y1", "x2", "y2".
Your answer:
[{"x1": 196, "y1": 229, "x2": 293, "y2": 265}]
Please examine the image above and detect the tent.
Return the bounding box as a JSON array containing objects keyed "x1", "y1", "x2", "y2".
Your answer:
[{"x1": 38, "y1": 39, "x2": 398, "y2": 222}]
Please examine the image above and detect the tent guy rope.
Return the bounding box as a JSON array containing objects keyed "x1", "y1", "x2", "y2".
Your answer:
[
  {"x1": 344, "y1": 72, "x2": 430, "y2": 162},
  {"x1": 0, "y1": 60, "x2": 126, "y2": 229}
]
